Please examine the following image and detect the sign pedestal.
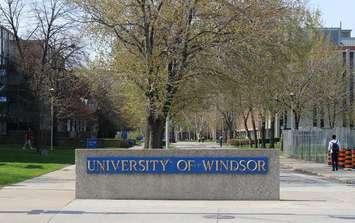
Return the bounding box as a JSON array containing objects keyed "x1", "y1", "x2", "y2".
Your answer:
[{"x1": 76, "y1": 149, "x2": 279, "y2": 200}]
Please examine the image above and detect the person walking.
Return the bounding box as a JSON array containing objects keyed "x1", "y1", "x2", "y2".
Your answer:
[
  {"x1": 328, "y1": 135, "x2": 340, "y2": 171},
  {"x1": 22, "y1": 128, "x2": 33, "y2": 150},
  {"x1": 219, "y1": 135, "x2": 223, "y2": 148}
]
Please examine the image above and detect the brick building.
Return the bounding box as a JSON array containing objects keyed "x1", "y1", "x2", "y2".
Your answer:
[{"x1": 0, "y1": 25, "x2": 97, "y2": 145}]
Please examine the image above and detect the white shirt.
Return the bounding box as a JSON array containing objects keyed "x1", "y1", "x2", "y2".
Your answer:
[{"x1": 328, "y1": 139, "x2": 340, "y2": 153}]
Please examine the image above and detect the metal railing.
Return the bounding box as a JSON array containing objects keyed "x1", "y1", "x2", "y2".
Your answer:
[{"x1": 283, "y1": 128, "x2": 355, "y2": 163}]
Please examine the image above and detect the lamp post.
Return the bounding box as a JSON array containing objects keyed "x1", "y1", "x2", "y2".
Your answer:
[
  {"x1": 289, "y1": 92, "x2": 295, "y2": 130},
  {"x1": 49, "y1": 88, "x2": 55, "y2": 151},
  {"x1": 165, "y1": 114, "x2": 169, "y2": 149},
  {"x1": 220, "y1": 115, "x2": 224, "y2": 147}
]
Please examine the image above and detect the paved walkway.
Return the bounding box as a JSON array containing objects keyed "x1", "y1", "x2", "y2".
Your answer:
[
  {"x1": 1, "y1": 143, "x2": 355, "y2": 222},
  {"x1": 131, "y1": 141, "x2": 232, "y2": 150},
  {"x1": 172, "y1": 142, "x2": 355, "y2": 184},
  {"x1": 281, "y1": 155, "x2": 355, "y2": 184},
  {"x1": 49, "y1": 167, "x2": 355, "y2": 223},
  {"x1": 0, "y1": 165, "x2": 75, "y2": 223}
]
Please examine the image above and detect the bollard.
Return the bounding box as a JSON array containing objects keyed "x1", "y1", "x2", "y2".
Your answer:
[{"x1": 338, "y1": 149, "x2": 346, "y2": 168}]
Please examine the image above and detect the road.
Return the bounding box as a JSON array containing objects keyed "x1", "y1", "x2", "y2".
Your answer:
[{"x1": 1, "y1": 142, "x2": 355, "y2": 223}]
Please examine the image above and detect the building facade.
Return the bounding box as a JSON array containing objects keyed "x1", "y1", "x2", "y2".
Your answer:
[
  {"x1": 0, "y1": 25, "x2": 32, "y2": 137},
  {"x1": 0, "y1": 25, "x2": 98, "y2": 144}
]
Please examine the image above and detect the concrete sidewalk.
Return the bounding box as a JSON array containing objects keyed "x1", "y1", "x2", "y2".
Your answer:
[
  {"x1": 2, "y1": 150, "x2": 355, "y2": 223},
  {"x1": 41, "y1": 168, "x2": 355, "y2": 223},
  {"x1": 0, "y1": 165, "x2": 75, "y2": 223},
  {"x1": 281, "y1": 155, "x2": 355, "y2": 184}
]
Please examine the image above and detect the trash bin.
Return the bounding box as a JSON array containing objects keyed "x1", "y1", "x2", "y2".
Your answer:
[{"x1": 87, "y1": 138, "x2": 97, "y2": 149}]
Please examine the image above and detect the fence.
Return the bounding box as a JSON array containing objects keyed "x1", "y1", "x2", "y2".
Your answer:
[{"x1": 282, "y1": 128, "x2": 355, "y2": 163}]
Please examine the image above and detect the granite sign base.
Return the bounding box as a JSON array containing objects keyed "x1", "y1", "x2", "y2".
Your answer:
[{"x1": 76, "y1": 149, "x2": 279, "y2": 200}]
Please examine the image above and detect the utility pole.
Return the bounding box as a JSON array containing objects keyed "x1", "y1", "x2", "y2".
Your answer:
[
  {"x1": 290, "y1": 92, "x2": 295, "y2": 130},
  {"x1": 165, "y1": 115, "x2": 169, "y2": 149},
  {"x1": 49, "y1": 88, "x2": 55, "y2": 151}
]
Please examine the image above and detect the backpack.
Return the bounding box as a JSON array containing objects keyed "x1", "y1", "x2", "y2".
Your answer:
[{"x1": 332, "y1": 140, "x2": 339, "y2": 153}]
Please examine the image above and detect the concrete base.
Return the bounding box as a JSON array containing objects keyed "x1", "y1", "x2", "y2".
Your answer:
[{"x1": 76, "y1": 149, "x2": 279, "y2": 200}]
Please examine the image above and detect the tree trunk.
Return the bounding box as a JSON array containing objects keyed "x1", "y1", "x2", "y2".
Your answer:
[
  {"x1": 212, "y1": 128, "x2": 216, "y2": 141},
  {"x1": 223, "y1": 126, "x2": 228, "y2": 143},
  {"x1": 294, "y1": 112, "x2": 300, "y2": 130},
  {"x1": 260, "y1": 114, "x2": 266, "y2": 148},
  {"x1": 171, "y1": 125, "x2": 176, "y2": 143},
  {"x1": 145, "y1": 114, "x2": 165, "y2": 149},
  {"x1": 225, "y1": 121, "x2": 233, "y2": 143},
  {"x1": 243, "y1": 111, "x2": 252, "y2": 147},
  {"x1": 243, "y1": 118, "x2": 252, "y2": 147},
  {"x1": 179, "y1": 126, "x2": 183, "y2": 141},
  {"x1": 250, "y1": 110, "x2": 258, "y2": 148},
  {"x1": 228, "y1": 129, "x2": 234, "y2": 143},
  {"x1": 144, "y1": 124, "x2": 150, "y2": 149},
  {"x1": 332, "y1": 102, "x2": 336, "y2": 128},
  {"x1": 270, "y1": 113, "x2": 275, "y2": 148}
]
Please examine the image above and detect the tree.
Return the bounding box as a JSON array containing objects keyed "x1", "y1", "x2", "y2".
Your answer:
[
  {"x1": 269, "y1": 6, "x2": 320, "y2": 130},
  {"x1": 310, "y1": 36, "x2": 347, "y2": 128},
  {"x1": 213, "y1": 0, "x2": 297, "y2": 147},
  {"x1": 72, "y1": 0, "x2": 243, "y2": 148},
  {"x1": 0, "y1": 0, "x2": 84, "y2": 148}
]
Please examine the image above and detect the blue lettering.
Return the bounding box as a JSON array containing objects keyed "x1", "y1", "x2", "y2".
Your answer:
[{"x1": 86, "y1": 156, "x2": 268, "y2": 175}]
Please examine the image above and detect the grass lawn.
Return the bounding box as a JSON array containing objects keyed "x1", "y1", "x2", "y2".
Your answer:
[{"x1": 0, "y1": 144, "x2": 75, "y2": 186}]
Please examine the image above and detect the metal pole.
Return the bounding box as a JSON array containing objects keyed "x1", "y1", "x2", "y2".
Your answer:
[
  {"x1": 51, "y1": 96, "x2": 54, "y2": 151},
  {"x1": 290, "y1": 93, "x2": 295, "y2": 130},
  {"x1": 165, "y1": 115, "x2": 169, "y2": 149}
]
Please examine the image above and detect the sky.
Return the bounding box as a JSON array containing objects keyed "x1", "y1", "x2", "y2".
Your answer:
[{"x1": 308, "y1": 0, "x2": 355, "y2": 35}]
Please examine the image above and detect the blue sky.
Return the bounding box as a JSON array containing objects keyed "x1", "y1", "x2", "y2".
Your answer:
[{"x1": 308, "y1": 0, "x2": 355, "y2": 35}]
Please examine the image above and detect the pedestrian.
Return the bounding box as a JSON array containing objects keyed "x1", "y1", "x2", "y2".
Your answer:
[
  {"x1": 219, "y1": 135, "x2": 223, "y2": 148},
  {"x1": 22, "y1": 128, "x2": 33, "y2": 150},
  {"x1": 328, "y1": 134, "x2": 340, "y2": 171}
]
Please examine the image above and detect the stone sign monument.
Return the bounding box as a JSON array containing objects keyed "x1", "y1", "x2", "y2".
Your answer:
[{"x1": 76, "y1": 149, "x2": 279, "y2": 200}]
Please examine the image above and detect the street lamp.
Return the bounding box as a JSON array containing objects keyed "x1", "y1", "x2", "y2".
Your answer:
[
  {"x1": 49, "y1": 88, "x2": 55, "y2": 151},
  {"x1": 165, "y1": 114, "x2": 169, "y2": 149},
  {"x1": 289, "y1": 92, "x2": 295, "y2": 130}
]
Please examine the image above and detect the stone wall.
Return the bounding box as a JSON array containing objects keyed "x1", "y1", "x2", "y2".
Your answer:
[{"x1": 76, "y1": 149, "x2": 279, "y2": 200}]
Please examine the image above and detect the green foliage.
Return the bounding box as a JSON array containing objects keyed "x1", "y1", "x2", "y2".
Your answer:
[
  {"x1": 71, "y1": 0, "x2": 351, "y2": 146},
  {"x1": 127, "y1": 130, "x2": 144, "y2": 141}
]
